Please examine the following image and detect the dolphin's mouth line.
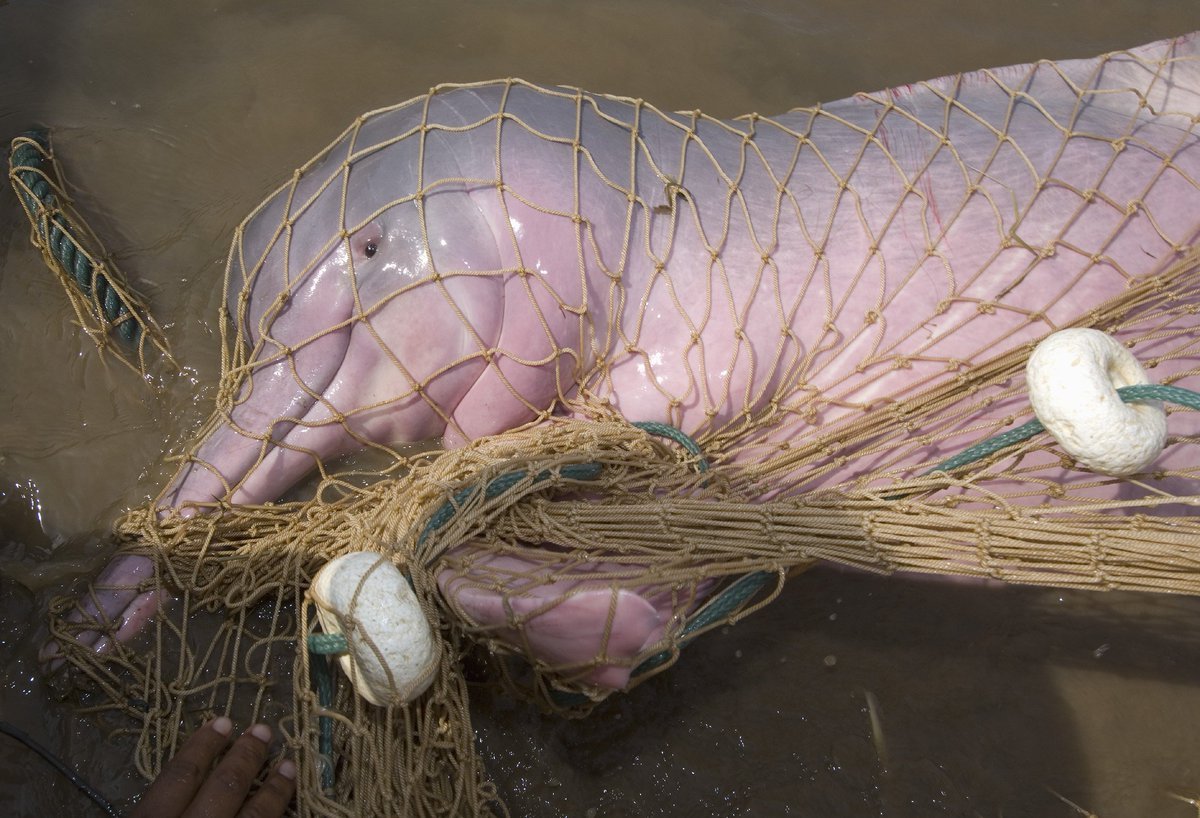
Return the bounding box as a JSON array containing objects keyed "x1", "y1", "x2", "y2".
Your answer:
[{"x1": 161, "y1": 256, "x2": 360, "y2": 510}]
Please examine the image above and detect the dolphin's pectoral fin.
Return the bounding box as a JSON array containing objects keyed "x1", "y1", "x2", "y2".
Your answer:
[
  {"x1": 515, "y1": 589, "x2": 664, "y2": 689},
  {"x1": 437, "y1": 545, "x2": 677, "y2": 690},
  {"x1": 41, "y1": 554, "x2": 165, "y2": 668}
]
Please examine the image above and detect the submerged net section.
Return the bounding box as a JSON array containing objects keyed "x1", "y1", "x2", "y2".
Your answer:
[{"x1": 47, "y1": 35, "x2": 1200, "y2": 816}]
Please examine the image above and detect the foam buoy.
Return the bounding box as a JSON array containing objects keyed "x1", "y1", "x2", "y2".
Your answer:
[
  {"x1": 311, "y1": 552, "x2": 438, "y2": 706},
  {"x1": 1026, "y1": 328, "x2": 1167, "y2": 476}
]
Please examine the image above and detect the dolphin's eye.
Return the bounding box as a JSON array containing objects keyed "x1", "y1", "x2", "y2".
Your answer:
[{"x1": 351, "y1": 222, "x2": 385, "y2": 263}]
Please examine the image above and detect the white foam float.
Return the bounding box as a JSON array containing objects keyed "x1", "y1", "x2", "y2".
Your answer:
[
  {"x1": 311, "y1": 551, "x2": 439, "y2": 706},
  {"x1": 1026, "y1": 328, "x2": 1167, "y2": 477}
]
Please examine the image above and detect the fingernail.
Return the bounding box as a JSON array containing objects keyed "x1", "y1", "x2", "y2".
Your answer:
[
  {"x1": 211, "y1": 716, "x2": 233, "y2": 737},
  {"x1": 278, "y1": 759, "x2": 296, "y2": 780},
  {"x1": 248, "y1": 723, "x2": 272, "y2": 744}
]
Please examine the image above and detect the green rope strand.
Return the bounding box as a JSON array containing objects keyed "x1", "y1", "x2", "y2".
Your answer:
[
  {"x1": 8, "y1": 131, "x2": 141, "y2": 346},
  {"x1": 1118, "y1": 383, "x2": 1200, "y2": 410},
  {"x1": 309, "y1": 633, "x2": 349, "y2": 654},
  {"x1": 925, "y1": 417, "x2": 1046, "y2": 474},
  {"x1": 415, "y1": 421, "x2": 709, "y2": 561},
  {"x1": 624, "y1": 423, "x2": 776, "y2": 678},
  {"x1": 417, "y1": 462, "x2": 604, "y2": 550},
  {"x1": 306, "y1": 633, "x2": 341, "y2": 792},
  {"x1": 631, "y1": 571, "x2": 773, "y2": 678},
  {"x1": 924, "y1": 383, "x2": 1200, "y2": 475},
  {"x1": 631, "y1": 420, "x2": 709, "y2": 472}
]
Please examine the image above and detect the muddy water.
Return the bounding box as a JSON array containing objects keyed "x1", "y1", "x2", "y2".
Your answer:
[{"x1": 2, "y1": 1, "x2": 1200, "y2": 815}]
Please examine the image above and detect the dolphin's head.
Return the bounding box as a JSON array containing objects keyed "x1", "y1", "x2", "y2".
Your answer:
[{"x1": 168, "y1": 105, "x2": 506, "y2": 509}]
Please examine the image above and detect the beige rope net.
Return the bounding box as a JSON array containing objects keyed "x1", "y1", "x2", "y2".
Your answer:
[{"x1": 46, "y1": 35, "x2": 1200, "y2": 816}]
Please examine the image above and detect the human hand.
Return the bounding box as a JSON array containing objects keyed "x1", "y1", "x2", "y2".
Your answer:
[{"x1": 129, "y1": 717, "x2": 296, "y2": 818}]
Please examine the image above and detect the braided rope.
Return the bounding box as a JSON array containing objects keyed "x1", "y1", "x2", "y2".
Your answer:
[
  {"x1": 927, "y1": 384, "x2": 1200, "y2": 474},
  {"x1": 7, "y1": 131, "x2": 175, "y2": 375}
]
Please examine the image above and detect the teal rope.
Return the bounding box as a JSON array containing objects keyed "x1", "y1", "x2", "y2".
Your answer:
[
  {"x1": 631, "y1": 420, "x2": 709, "y2": 472},
  {"x1": 418, "y1": 421, "x2": 706, "y2": 552},
  {"x1": 1119, "y1": 383, "x2": 1200, "y2": 411},
  {"x1": 8, "y1": 131, "x2": 141, "y2": 346},
  {"x1": 417, "y1": 462, "x2": 604, "y2": 551},
  {"x1": 625, "y1": 423, "x2": 775, "y2": 678},
  {"x1": 630, "y1": 571, "x2": 773, "y2": 679},
  {"x1": 925, "y1": 417, "x2": 1045, "y2": 474},
  {"x1": 309, "y1": 632, "x2": 349, "y2": 654},
  {"x1": 924, "y1": 383, "x2": 1200, "y2": 475},
  {"x1": 306, "y1": 634, "x2": 341, "y2": 792}
]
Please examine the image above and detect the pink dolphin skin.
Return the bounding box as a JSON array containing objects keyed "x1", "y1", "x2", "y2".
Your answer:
[{"x1": 59, "y1": 35, "x2": 1200, "y2": 687}]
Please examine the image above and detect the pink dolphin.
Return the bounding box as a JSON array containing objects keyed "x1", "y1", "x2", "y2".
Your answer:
[{"x1": 59, "y1": 35, "x2": 1200, "y2": 687}]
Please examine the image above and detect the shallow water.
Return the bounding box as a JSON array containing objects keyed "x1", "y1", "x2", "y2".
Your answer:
[{"x1": 2, "y1": 0, "x2": 1200, "y2": 815}]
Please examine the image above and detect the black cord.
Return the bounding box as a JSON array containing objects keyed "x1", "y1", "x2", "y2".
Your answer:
[{"x1": 0, "y1": 720, "x2": 122, "y2": 817}]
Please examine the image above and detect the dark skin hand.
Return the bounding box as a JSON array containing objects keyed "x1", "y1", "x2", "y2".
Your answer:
[{"x1": 130, "y1": 718, "x2": 296, "y2": 818}]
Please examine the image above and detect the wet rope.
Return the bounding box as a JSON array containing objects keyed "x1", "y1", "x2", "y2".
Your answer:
[
  {"x1": 0, "y1": 720, "x2": 121, "y2": 817},
  {"x1": 417, "y1": 462, "x2": 605, "y2": 552},
  {"x1": 625, "y1": 421, "x2": 708, "y2": 471},
  {"x1": 8, "y1": 131, "x2": 143, "y2": 347},
  {"x1": 305, "y1": 640, "x2": 339, "y2": 793},
  {"x1": 924, "y1": 384, "x2": 1200, "y2": 475},
  {"x1": 625, "y1": 423, "x2": 780, "y2": 679}
]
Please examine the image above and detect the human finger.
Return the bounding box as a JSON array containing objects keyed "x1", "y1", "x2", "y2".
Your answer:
[
  {"x1": 181, "y1": 724, "x2": 272, "y2": 818},
  {"x1": 236, "y1": 759, "x2": 297, "y2": 818},
  {"x1": 130, "y1": 717, "x2": 234, "y2": 818}
]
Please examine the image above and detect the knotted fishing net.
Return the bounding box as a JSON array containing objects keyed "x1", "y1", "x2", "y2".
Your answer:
[{"x1": 42, "y1": 34, "x2": 1200, "y2": 816}]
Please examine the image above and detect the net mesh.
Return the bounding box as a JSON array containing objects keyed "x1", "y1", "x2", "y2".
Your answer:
[{"x1": 46, "y1": 35, "x2": 1200, "y2": 816}]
